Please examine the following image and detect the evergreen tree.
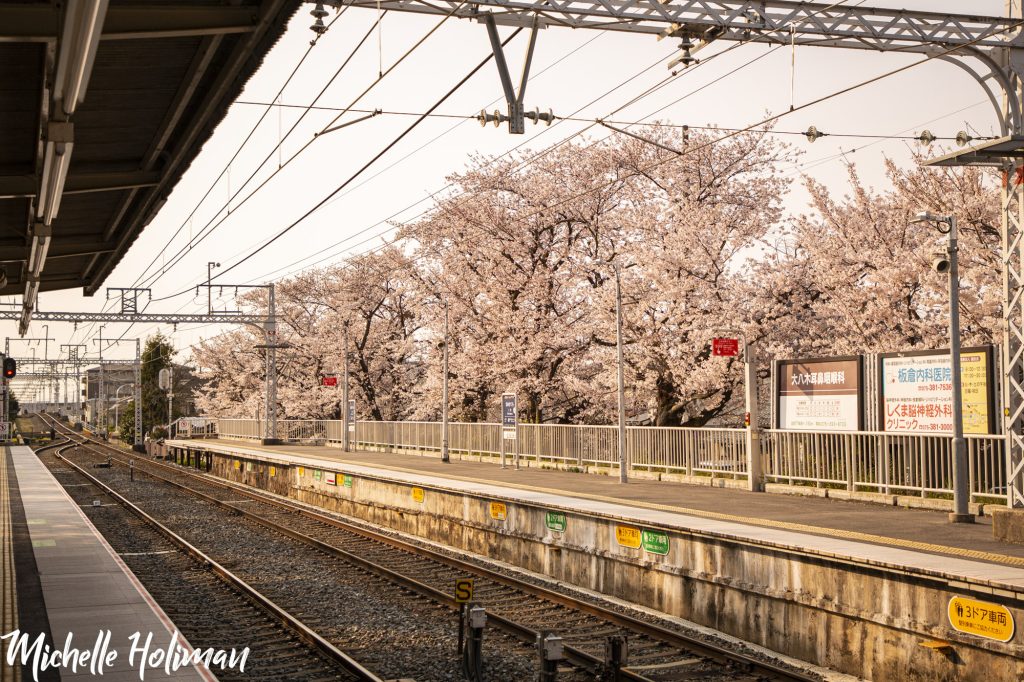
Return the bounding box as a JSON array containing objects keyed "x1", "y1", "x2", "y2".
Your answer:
[{"x1": 140, "y1": 333, "x2": 181, "y2": 438}]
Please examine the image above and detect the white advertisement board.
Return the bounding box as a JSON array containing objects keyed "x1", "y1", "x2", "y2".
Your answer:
[
  {"x1": 776, "y1": 357, "x2": 862, "y2": 431},
  {"x1": 880, "y1": 347, "x2": 994, "y2": 434}
]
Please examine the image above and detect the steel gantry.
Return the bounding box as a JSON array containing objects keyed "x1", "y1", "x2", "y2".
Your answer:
[
  {"x1": 328, "y1": 0, "x2": 1024, "y2": 507},
  {"x1": 0, "y1": 283, "x2": 281, "y2": 443}
]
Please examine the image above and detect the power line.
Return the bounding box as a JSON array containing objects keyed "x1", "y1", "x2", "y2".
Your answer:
[{"x1": 140, "y1": 3, "x2": 470, "y2": 292}]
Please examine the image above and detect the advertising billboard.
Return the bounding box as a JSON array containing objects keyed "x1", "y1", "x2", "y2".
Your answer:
[
  {"x1": 776, "y1": 356, "x2": 862, "y2": 431},
  {"x1": 879, "y1": 346, "x2": 995, "y2": 434}
]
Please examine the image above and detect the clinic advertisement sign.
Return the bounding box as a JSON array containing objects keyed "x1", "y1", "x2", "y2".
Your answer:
[
  {"x1": 880, "y1": 346, "x2": 995, "y2": 434},
  {"x1": 776, "y1": 356, "x2": 862, "y2": 431}
]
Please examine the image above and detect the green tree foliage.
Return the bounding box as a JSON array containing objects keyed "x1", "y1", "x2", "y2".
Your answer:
[
  {"x1": 119, "y1": 400, "x2": 136, "y2": 443},
  {"x1": 6, "y1": 395, "x2": 19, "y2": 422},
  {"x1": 141, "y1": 333, "x2": 182, "y2": 438}
]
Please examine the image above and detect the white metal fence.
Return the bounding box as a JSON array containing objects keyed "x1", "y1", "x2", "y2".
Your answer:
[
  {"x1": 763, "y1": 429, "x2": 1007, "y2": 503},
  {"x1": 186, "y1": 418, "x2": 1010, "y2": 504}
]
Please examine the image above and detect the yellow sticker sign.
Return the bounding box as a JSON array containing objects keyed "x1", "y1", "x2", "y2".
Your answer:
[
  {"x1": 298, "y1": 466, "x2": 305, "y2": 476},
  {"x1": 948, "y1": 596, "x2": 1014, "y2": 642},
  {"x1": 269, "y1": 466, "x2": 276, "y2": 477},
  {"x1": 615, "y1": 525, "x2": 642, "y2": 548},
  {"x1": 454, "y1": 579, "x2": 474, "y2": 604},
  {"x1": 489, "y1": 501, "x2": 507, "y2": 520},
  {"x1": 233, "y1": 460, "x2": 241, "y2": 470},
  {"x1": 411, "y1": 487, "x2": 424, "y2": 503}
]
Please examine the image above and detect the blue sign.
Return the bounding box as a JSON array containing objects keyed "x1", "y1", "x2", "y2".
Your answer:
[
  {"x1": 502, "y1": 393, "x2": 517, "y2": 440},
  {"x1": 502, "y1": 394, "x2": 517, "y2": 427}
]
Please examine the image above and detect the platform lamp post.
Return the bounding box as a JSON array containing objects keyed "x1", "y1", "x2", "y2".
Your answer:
[
  {"x1": 911, "y1": 210, "x2": 973, "y2": 524},
  {"x1": 441, "y1": 298, "x2": 450, "y2": 464},
  {"x1": 614, "y1": 264, "x2": 627, "y2": 484}
]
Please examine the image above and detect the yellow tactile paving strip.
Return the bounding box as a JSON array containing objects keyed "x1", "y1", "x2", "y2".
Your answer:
[{"x1": 1, "y1": 448, "x2": 21, "y2": 682}]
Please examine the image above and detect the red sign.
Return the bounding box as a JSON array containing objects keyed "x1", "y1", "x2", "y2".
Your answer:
[
  {"x1": 321, "y1": 376, "x2": 338, "y2": 387},
  {"x1": 712, "y1": 338, "x2": 739, "y2": 357}
]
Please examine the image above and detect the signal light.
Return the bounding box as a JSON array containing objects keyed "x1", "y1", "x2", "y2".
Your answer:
[{"x1": 2, "y1": 358, "x2": 15, "y2": 379}]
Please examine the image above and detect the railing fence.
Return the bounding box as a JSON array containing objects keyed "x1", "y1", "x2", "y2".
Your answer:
[{"x1": 187, "y1": 418, "x2": 1010, "y2": 504}]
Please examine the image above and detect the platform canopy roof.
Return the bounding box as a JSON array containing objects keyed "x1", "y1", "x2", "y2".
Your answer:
[{"x1": 0, "y1": 0, "x2": 299, "y2": 312}]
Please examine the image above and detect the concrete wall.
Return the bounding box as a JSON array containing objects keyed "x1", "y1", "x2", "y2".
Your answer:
[{"x1": 181, "y1": 446, "x2": 1024, "y2": 681}]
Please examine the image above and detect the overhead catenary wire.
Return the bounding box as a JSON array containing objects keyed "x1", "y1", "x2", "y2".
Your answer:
[
  {"x1": 140, "y1": 2, "x2": 470, "y2": 293},
  {"x1": 231, "y1": 100, "x2": 979, "y2": 142}
]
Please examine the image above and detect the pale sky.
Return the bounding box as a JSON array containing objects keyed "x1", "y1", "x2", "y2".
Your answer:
[{"x1": 4, "y1": 0, "x2": 1013, "y2": 401}]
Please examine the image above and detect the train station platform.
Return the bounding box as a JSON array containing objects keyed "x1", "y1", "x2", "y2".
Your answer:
[
  {"x1": 3, "y1": 445, "x2": 206, "y2": 681},
  {"x1": 169, "y1": 438, "x2": 1024, "y2": 570},
  {"x1": 168, "y1": 437, "x2": 1024, "y2": 680}
]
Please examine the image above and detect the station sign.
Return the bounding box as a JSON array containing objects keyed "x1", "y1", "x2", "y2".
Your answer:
[
  {"x1": 348, "y1": 399, "x2": 356, "y2": 432},
  {"x1": 0, "y1": 422, "x2": 8, "y2": 441},
  {"x1": 321, "y1": 376, "x2": 337, "y2": 387},
  {"x1": 775, "y1": 356, "x2": 862, "y2": 431},
  {"x1": 489, "y1": 501, "x2": 507, "y2": 520},
  {"x1": 545, "y1": 511, "x2": 567, "y2": 533},
  {"x1": 502, "y1": 393, "x2": 517, "y2": 440},
  {"x1": 880, "y1": 346, "x2": 995, "y2": 434},
  {"x1": 615, "y1": 525, "x2": 642, "y2": 549},
  {"x1": 454, "y1": 579, "x2": 475, "y2": 604},
  {"x1": 641, "y1": 529, "x2": 669, "y2": 555},
  {"x1": 948, "y1": 596, "x2": 1014, "y2": 642},
  {"x1": 411, "y1": 487, "x2": 424, "y2": 503},
  {"x1": 712, "y1": 338, "x2": 739, "y2": 357}
]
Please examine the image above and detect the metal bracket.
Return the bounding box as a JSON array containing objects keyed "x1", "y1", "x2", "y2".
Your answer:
[{"x1": 484, "y1": 13, "x2": 538, "y2": 134}]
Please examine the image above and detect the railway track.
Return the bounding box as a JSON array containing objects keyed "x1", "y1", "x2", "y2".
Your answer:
[
  {"x1": 41, "y1": 416, "x2": 820, "y2": 682},
  {"x1": 33, "y1": 437, "x2": 381, "y2": 682}
]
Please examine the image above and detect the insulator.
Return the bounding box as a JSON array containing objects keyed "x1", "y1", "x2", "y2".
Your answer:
[
  {"x1": 477, "y1": 110, "x2": 505, "y2": 128},
  {"x1": 524, "y1": 108, "x2": 555, "y2": 126},
  {"x1": 917, "y1": 130, "x2": 936, "y2": 146},
  {"x1": 310, "y1": 3, "x2": 328, "y2": 37},
  {"x1": 956, "y1": 130, "x2": 972, "y2": 147},
  {"x1": 805, "y1": 125, "x2": 826, "y2": 143}
]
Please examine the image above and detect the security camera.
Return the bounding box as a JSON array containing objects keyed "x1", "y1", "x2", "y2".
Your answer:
[{"x1": 932, "y1": 255, "x2": 951, "y2": 274}]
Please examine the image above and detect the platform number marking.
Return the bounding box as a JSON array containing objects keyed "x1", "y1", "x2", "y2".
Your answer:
[
  {"x1": 489, "y1": 502, "x2": 507, "y2": 521},
  {"x1": 545, "y1": 511, "x2": 567, "y2": 533},
  {"x1": 948, "y1": 596, "x2": 1015, "y2": 642},
  {"x1": 641, "y1": 529, "x2": 669, "y2": 555},
  {"x1": 455, "y1": 579, "x2": 475, "y2": 604},
  {"x1": 411, "y1": 487, "x2": 425, "y2": 503},
  {"x1": 615, "y1": 525, "x2": 642, "y2": 549}
]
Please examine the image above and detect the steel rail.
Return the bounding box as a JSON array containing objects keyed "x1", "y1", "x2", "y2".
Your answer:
[
  {"x1": 44, "y1": 415, "x2": 817, "y2": 682},
  {"x1": 47, "y1": 439, "x2": 384, "y2": 682}
]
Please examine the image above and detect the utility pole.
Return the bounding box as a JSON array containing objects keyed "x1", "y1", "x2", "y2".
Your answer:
[
  {"x1": 207, "y1": 262, "x2": 220, "y2": 314},
  {"x1": 96, "y1": 325, "x2": 106, "y2": 432},
  {"x1": 614, "y1": 266, "x2": 627, "y2": 484},
  {"x1": 134, "y1": 338, "x2": 143, "y2": 451},
  {"x1": 342, "y1": 323, "x2": 350, "y2": 451},
  {"x1": 442, "y1": 299, "x2": 450, "y2": 463}
]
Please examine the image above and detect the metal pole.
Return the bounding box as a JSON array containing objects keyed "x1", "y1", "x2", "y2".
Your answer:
[
  {"x1": 442, "y1": 299, "x2": 450, "y2": 463},
  {"x1": 948, "y1": 216, "x2": 972, "y2": 522},
  {"x1": 168, "y1": 365, "x2": 174, "y2": 433},
  {"x1": 615, "y1": 266, "x2": 627, "y2": 484},
  {"x1": 744, "y1": 340, "x2": 763, "y2": 492},
  {"x1": 265, "y1": 283, "x2": 278, "y2": 443},
  {"x1": 343, "y1": 324, "x2": 350, "y2": 451},
  {"x1": 134, "y1": 339, "x2": 142, "y2": 451}
]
